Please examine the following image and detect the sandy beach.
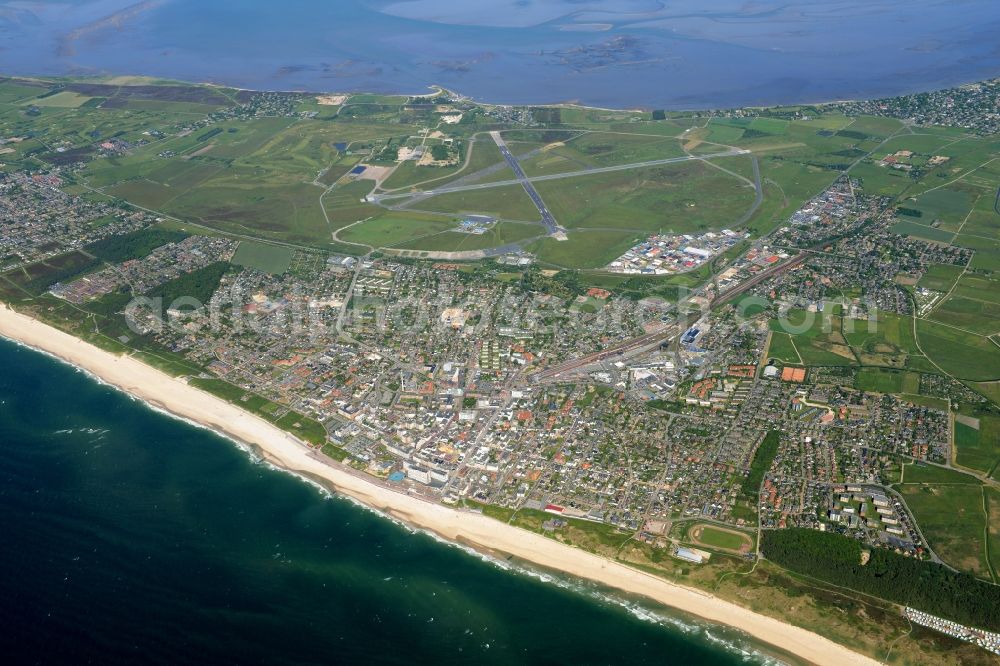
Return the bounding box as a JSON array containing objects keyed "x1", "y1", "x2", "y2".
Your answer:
[{"x1": 0, "y1": 303, "x2": 879, "y2": 666}]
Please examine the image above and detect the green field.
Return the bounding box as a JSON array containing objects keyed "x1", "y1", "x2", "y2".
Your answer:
[
  {"x1": 71, "y1": 113, "x2": 422, "y2": 246},
  {"x1": 768, "y1": 308, "x2": 858, "y2": 367},
  {"x1": 320, "y1": 180, "x2": 384, "y2": 230},
  {"x1": 898, "y1": 476, "x2": 993, "y2": 579},
  {"x1": 974, "y1": 381, "x2": 1000, "y2": 408},
  {"x1": 845, "y1": 115, "x2": 904, "y2": 138},
  {"x1": 396, "y1": 221, "x2": 543, "y2": 252},
  {"x1": 899, "y1": 187, "x2": 979, "y2": 228},
  {"x1": 27, "y1": 91, "x2": 92, "y2": 108},
  {"x1": 0, "y1": 80, "x2": 50, "y2": 103},
  {"x1": 844, "y1": 311, "x2": 921, "y2": 366},
  {"x1": 518, "y1": 131, "x2": 687, "y2": 177},
  {"x1": 952, "y1": 274, "x2": 1000, "y2": 304},
  {"x1": 691, "y1": 524, "x2": 752, "y2": 551},
  {"x1": 891, "y1": 220, "x2": 955, "y2": 243},
  {"x1": 927, "y1": 295, "x2": 1000, "y2": 335},
  {"x1": 409, "y1": 183, "x2": 540, "y2": 220},
  {"x1": 953, "y1": 408, "x2": 1000, "y2": 475},
  {"x1": 231, "y1": 241, "x2": 294, "y2": 274},
  {"x1": 916, "y1": 319, "x2": 1000, "y2": 381},
  {"x1": 527, "y1": 230, "x2": 643, "y2": 269},
  {"x1": 533, "y1": 160, "x2": 756, "y2": 234},
  {"x1": 766, "y1": 332, "x2": 801, "y2": 365},
  {"x1": 899, "y1": 393, "x2": 950, "y2": 411},
  {"x1": 917, "y1": 263, "x2": 964, "y2": 292},
  {"x1": 902, "y1": 463, "x2": 980, "y2": 485},
  {"x1": 855, "y1": 368, "x2": 920, "y2": 394},
  {"x1": 956, "y1": 233, "x2": 1000, "y2": 272},
  {"x1": 339, "y1": 211, "x2": 458, "y2": 248},
  {"x1": 961, "y1": 208, "x2": 1000, "y2": 238}
]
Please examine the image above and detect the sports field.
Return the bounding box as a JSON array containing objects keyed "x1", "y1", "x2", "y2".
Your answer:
[{"x1": 688, "y1": 524, "x2": 753, "y2": 552}]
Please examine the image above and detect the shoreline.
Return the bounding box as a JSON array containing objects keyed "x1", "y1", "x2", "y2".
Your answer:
[
  {"x1": 0, "y1": 303, "x2": 879, "y2": 666},
  {"x1": 7, "y1": 70, "x2": 998, "y2": 113}
]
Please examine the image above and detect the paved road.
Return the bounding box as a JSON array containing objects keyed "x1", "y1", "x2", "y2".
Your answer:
[
  {"x1": 370, "y1": 148, "x2": 749, "y2": 204},
  {"x1": 734, "y1": 155, "x2": 763, "y2": 227}
]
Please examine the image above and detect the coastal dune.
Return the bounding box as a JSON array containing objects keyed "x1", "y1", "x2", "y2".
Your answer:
[{"x1": 0, "y1": 304, "x2": 878, "y2": 666}]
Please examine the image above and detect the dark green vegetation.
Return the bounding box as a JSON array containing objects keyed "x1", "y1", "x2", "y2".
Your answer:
[
  {"x1": 86, "y1": 228, "x2": 189, "y2": 263},
  {"x1": 3, "y1": 251, "x2": 101, "y2": 294},
  {"x1": 742, "y1": 431, "x2": 780, "y2": 498},
  {"x1": 761, "y1": 528, "x2": 1000, "y2": 631},
  {"x1": 146, "y1": 262, "x2": 230, "y2": 307}
]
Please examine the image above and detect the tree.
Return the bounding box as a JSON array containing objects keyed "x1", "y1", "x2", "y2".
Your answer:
[{"x1": 430, "y1": 144, "x2": 451, "y2": 161}]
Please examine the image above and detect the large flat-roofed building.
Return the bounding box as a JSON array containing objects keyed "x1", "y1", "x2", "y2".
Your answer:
[{"x1": 675, "y1": 547, "x2": 705, "y2": 564}]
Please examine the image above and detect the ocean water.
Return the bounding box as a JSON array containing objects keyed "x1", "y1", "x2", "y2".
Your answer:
[
  {"x1": 1, "y1": 0, "x2": 1000, "y2": 108},
  {"x1": 0, "y1": 338, "x2": 773, "y2": 665}
]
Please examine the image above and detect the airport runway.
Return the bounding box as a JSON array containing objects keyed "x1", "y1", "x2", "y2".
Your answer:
[
  {"x1": 489, "y1": 131, "x2": 561, "y2": 235},
  {"x1": 370, "y1": 148, "x2": 749, "y2": 204}
]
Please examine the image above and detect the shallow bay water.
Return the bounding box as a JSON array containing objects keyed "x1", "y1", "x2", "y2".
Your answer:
[{"x1": 1, "y1": 0, "x2": 999, "y2": 107}]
